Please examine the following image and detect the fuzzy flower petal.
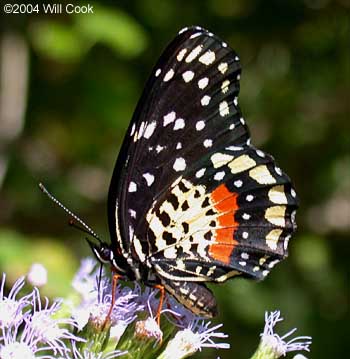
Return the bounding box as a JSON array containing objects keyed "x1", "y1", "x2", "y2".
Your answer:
[
  {"x1": 27, "y1": 263, "x2": 48, "y2": 287},
  {"x1": 252, "y1": 311, "x2": 312, "y2": 359},
  {"x1": 0, "y1": 274, "x2": 31, "y2": 328},
  {"x1": 160, "y1": 319, "x2": 229, "y2": 358},
  {"x1": 72, "y1": 259, "x2": 143, "y2": 339},
  {"x1": 0, "y1": 341, "x2": 36, "y2": 359},
  {"x1": 25, "y1": 288, "x2": 82, "y2": 351},
  {"x1": 1, "y1": 276, "x2": 82, "y2": 358}
]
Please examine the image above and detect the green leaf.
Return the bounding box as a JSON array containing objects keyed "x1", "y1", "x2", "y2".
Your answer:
[
  {"x1": 30, "y1": 21, "x2": 87, "y2": 62},
  {"x1": 75, "y1": 4, "x2": 148, "y2": 58}
]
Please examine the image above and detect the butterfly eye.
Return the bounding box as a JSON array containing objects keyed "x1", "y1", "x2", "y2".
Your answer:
[
  {"x1": 91, "y1": 245, "x2": 112, "y2": 264},
  {"x1": 101, "y1": 247, "x2": 112, "y2": 261}
]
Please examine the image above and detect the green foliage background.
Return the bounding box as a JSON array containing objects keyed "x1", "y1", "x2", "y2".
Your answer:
[{"x1": 0, "y1": 1, "x2": 348, "y2": 358}]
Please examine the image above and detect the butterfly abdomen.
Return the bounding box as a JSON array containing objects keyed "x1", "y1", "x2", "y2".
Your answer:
[{"x1": 162, "y1": 278, "x2": 218, "y2": 317}]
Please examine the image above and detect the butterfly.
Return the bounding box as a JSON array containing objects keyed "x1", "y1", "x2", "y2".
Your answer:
[{"x1": 81, "y1": 26, "x2": 298, "y2": 318}]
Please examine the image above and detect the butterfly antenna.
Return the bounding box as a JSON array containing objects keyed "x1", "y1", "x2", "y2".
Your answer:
[{"x1": 38, "y1": 182, "x2": 101, "y2": 243}]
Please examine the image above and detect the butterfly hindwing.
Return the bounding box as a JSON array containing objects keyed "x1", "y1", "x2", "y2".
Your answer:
[{"x1": 147, "y1": 145, "x2": 298, "y2": 282}]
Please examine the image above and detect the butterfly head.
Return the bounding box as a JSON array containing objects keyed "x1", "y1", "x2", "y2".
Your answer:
[{"x1": 86, "y1": 239, "x2": 132, "y2": 278}]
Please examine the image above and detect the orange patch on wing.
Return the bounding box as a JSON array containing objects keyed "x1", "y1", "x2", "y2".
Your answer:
[{"x1": 209, "y1": 184, "x2": 239, "y2": 264}]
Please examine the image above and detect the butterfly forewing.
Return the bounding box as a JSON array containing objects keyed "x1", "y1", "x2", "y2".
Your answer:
[{"x1": 108, "y1": 27, "x2": 248, "y2": 255}]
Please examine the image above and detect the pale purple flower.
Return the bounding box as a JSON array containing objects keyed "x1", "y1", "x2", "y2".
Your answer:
[
  {"x1": 70, "y1": 341, "x2": 126, "y2": 359},
  {"x1": 164, "y1": 296, "x2": 198, "y2": 328},
  {"x1": 134, "y1": 291, "x2": 165, "y2": 343},
  {"x1": 71, "y1": 258, "x2": 142, "y2": 338},
  {"x1": 0, "y1": 275, "x2": 82, "y2": 359},
  {"x1": 0, "y1": 274, "x2": 31, "y2": 328},
  {"x1": 24, "y1": 288, "x2": 83, "y2": 354},
  {"x1": 27, "y1": 263, "x2": 48, "y2": 287},
  {"x1": 161, "y1": 319, "x2": 229, "y2": 358},
  {"x1": 72, "y1": 258, "x2": 99, "y2": 303},
  {"x1": 260, "y1": 311, "x2": 312, "y2": 357},
  {"x1": 73, "y1": 351, "x2": 125, "y2": 359}
]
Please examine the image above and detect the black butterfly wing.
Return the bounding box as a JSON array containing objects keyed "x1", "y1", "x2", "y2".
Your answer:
[
  {"x1": 108, "y1": 26, "x2": 247, "y2": 258},
  {"x1": 108, "y1": 27, "x2": 298, "y2": 291}
]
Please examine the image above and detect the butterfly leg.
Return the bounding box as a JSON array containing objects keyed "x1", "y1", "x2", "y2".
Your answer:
[
  {"x1": 154, "y1": 284, "x2": 165, "y2": 326},
  {"x1": 103, "y1": 272, "x2": 121, "y2": 328}
]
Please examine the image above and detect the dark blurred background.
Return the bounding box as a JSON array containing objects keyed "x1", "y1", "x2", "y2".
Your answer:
[{"x1": 0, "y1": 0, "x2": 349, "y2": 358}]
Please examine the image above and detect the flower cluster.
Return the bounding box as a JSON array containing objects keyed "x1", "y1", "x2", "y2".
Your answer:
[
  {"x1": 0, "y1": 273, "x2": 81, "y2": 358},
  {"x1": 0, "y1": 259, "x2": 312, "y2": 359}
]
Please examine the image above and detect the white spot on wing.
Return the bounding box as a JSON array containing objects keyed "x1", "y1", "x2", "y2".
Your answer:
[
  {"x1": 228, "y1": 154, "x2": 256, "y2": 174},
  {"x1": 219, "y1": 101, "x2": 229, "y2": 116},
  {"x1": 155, "y1": 68, "x2": 161, "y2": 77},
  {"x1": 143, "y1": 121, "x2": 157, "y2": 139},
  {"x1": 196, "y1": 120, "x2": 205, "y2": 131},
  {"x1": 190, "y1": 32, "x2": 201, "y2": 39},
  {"x1": 199, "y1": 50, "x2": 215, "y2": 65},
  {"x1": 174, "y1": 118, "x2": 185, "y2": 130},
  {"x1": 249, "y1": 165, "x2": 276, "y2": 185},
  {"x1": 130, "y1": 123, "x2": 136, "y2": 136},
  {"x1": 214, "y1": 171, "x2": 225, "y2": 181},
  {"x1": 203, "y1": 139, "x2": 213, "y2": 148},
  {"x1": 221, "y1": 80, "x2": 230, "y2": 93},
  {"x1": 275, "y1": 166, "x2": 282, "y2": 176},
  {"x1": 284, "y1": 235, "x2": 291, "y2": 250},
  {"x1": 201, "y1": 95, "x2": 211, "y2": 106},
  {"x1": 265, "y1": 206, "x2": 286, "y2": 226},
  {"x1": 256, "y1": 149, "x2": 265, "y2": 157},
  {"x1": 226, "y1": 145, "x2": 242, "y2": 151},
  {"x1": 185, "y1": 45, "x2": 203, "y2": 62},
  {"x1": 268, "y1": 185, "x2": 288, "y2": 204},
  {"x1": 163, "y1": 111, "x2": 176, "y2": 126},
  {"x1": 266, "y1": 229, "x2": 283, "y2": 250},
  {"x1": 173, "y1": 157, "x2": 186, "y2": 171},
  {"x1": 246, "y1": 194, "x2": 254, "y2": 202},
  {"x1": 128, "y1": 181, "x2": 137, "y2": 192},
  {"x1": 176, "y1": 142, "x2": 182, "y2": 150},
  {"x1": 234, "y1": 180, "x2": 243, "y2": 187},
  {"x1": 211, "y1": 152, "x2": 234, "y2": 168},
  {"x1": 129, "y1": 209, "x2": 136, "y2": 218},
  {"x1": 196, "y1": 168, "x2": 206, "y2": 178},
  {"x1": 164, "y1": 69, "x2": 174, "y2": 82},
  {"x1": 137, "y1": 122, "x2": 146, "y2": 140},
  {"x1": 198, "y1": 77, "x2": 209, "y2": 89},
  {"x1": 182, "y1": 71, "x2": 195, "y2": 82},
  {"x1": 242, "y1": 213, "x2": 250, "y2": 220},
  {"x1": 177, "y1": 48, "x2": 187, "y2": 61},
  {"x1": 156, "y1": 145, "x2": 165, "y2": 153},
  {"x1": 218, "y1": 62, "x2": 228, "y2": 74},
  {"x1": 143, "y1": 173, "x2": 155, "y2": 186}
]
